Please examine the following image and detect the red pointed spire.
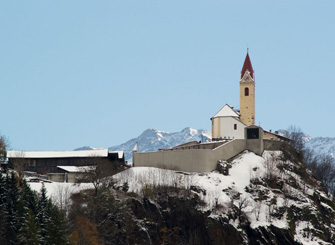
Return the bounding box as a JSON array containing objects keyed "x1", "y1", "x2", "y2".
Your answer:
[{"x1": 241, "y1": 50, "x2": 254, "y2": 79}]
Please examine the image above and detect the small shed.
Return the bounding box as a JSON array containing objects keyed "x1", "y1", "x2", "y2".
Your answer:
[{"x1": 49, "y1": 166, "x2": 95, "y2": 183}]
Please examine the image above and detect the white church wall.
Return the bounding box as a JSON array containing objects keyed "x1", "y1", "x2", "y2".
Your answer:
[{"x1": 212, "y1": 117, "x2": 245, "y2": 139}]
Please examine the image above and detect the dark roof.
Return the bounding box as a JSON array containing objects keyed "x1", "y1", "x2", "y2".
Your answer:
[{"x1": 241, "y1": 52, "x2": 254, "y2": 79}]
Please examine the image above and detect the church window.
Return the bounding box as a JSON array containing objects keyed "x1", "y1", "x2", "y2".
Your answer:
[
  {"x1": 245, "y1": 87, "x2": 249, "y2": 96},
  {"x1": 234, "y1": 124, "x2": 237, "y2": 130}
]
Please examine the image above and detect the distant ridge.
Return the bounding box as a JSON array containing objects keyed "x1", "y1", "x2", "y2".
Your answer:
[
  {"x1": 108, "y1": 127, "x2": 211, "y2": 162},
  {"x1": 75, "y1": 128, "x2": 335, "y2": 162},
  {"x1": 305, "y1": 137, "x2": 335, "y2": 158},
  {"x1": 74, "y1": 146, "x2": 95, "y2": 151}
]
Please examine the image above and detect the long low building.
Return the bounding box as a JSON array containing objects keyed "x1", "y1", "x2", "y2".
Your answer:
[{"x1": 7, "y1": 149, "x2": 125, "y2": 176}]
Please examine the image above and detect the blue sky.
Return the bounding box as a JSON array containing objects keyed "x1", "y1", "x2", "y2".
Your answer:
[{"x1": 1, "y1": 1, "x2": 334, "y2": 151}]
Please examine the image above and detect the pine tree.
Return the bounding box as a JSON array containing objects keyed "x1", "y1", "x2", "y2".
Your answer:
[
  {"x1": 0, "y1": 174, "x2": 7, "y2": 243},
  {"x1": 17, "y1": 209, "x2": 42, "y2": 245},
  {"x1": 37, "y1": 183, "x2": 51, "y2": 244},
  {"x1": 19, "y1": 177, "x2": 38, "y2": 215},
  {"x1": 4, "y1": 173, "x2": 21, "y2": 244},
  {"x1": 45, "y1": 203, "x2": 69, "y2": 245},
  {"x1": 37, "y1": 183, "x2": 69, "y2": 244},
  {"x1": 0, "y1": 174, "x2": 70, "y2": 244}
]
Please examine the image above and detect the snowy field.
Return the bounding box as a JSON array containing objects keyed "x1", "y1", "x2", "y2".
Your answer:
[
  {"x1": 28, "y1": 181, "x2": 93, "y2": 209},
  {"x1": 29, "y1": 181, "x2": 93, "y2": 197}
]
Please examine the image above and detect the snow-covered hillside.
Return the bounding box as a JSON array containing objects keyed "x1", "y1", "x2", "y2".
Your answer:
[
  {"x1": 108, "y1": 127, "x2": 211, "y2": 162},
  {"x1": 29, "y1": 148, "x2": 335, "y2": 244},
  {"x1": 111, "y1": 150, "x2": 335, "y2": 244}
]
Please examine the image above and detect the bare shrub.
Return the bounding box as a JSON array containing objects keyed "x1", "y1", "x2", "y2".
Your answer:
[
  {"x1": 52, "y1": 184, "x2": 73, "y2": 214},
  {"x1": 77, "y1": 154, "x2": 128, "y2": 196},
  {"x1": 264, "y1": 155, "x2": 278, "y2": 187},
  {"x1": 0, "y1": 135, "x2": 8, "y2": 164},
  {"x1": 230, "y1": 190, "x2": 250, "y2": 222},
  {"x1": 10, "y1": 151, "x2": 26, "y2": 177},
  {"x1": 284, "y1": 125, "x2": 305, "y2": 152},
  {"x1": 307, "y1": 154, "x2": 335, "y2": 194}
]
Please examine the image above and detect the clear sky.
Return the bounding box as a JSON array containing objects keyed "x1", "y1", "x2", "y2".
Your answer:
[{"x1": 1, "y1": 1, "x2": 334, "y2": 151}]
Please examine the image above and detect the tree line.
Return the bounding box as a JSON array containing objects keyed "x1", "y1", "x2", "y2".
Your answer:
[
  {"x1": 285, "y1": 126, "x2": 335, "y2": 195},
  {"x1": 0, "y1": 173, "x2": 68, "y2": 244}
]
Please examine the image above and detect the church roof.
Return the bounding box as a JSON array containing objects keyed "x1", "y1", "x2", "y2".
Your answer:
[
  {"x1": 211, "y1": 104, "x2": 240, "y2": 118},
  {"x1": 241, "y1": 52, "x2": 254, "y2": 79}
]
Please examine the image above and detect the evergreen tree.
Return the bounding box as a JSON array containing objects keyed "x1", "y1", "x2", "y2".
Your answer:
[
  {"x1": 4, "y1": 173, "x2": 21, "y2": 244},
  {"x1": 37, "y1": 183, "x2": 69, "y2": 244},
  {"x1": 19, "y1": 177, "x2": 38, "y2": 215},
  {"x1": 37, "y1": 183, "x2": 51, "y2": 244},
  {"x1": 45, "y1": 200, "x2": 69, "y2": 245},
  {"x1": 0, "y1": 174, "x2": 7, "y2": 243},
  {"x1": 0, "y1": 173, "x2": 69, "y2": 244},
  {"x1": 18, "y1": 209, "x2": 41, "y2": 245}
]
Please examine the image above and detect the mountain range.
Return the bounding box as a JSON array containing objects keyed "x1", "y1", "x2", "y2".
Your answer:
[
  {"x1": 305, "y1": 137, "x2": 335, "y2": 158},
  {"x1": 108, "y1": 127, "x2": 211, "y2": 162},
  {"x1": 76, "y1": 127, "x2": 335, "y2": 162}
]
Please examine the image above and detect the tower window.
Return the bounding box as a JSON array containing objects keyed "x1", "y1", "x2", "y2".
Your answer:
[
  {"x1": 245, "y1": 87, "x2": 249, "y2": 96},
  {"x1": 234, "y1": 124, "x2": 237, "y2": 130}
]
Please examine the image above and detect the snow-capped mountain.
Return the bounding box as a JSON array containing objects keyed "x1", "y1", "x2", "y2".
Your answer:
[
  {"x1": 74, "y1": 146, "x2": 99, "y2": 151},
  {"x1": 277, "y1": 129, "x2": 335, "y2": 158},
  {"x1": 76, "y1": 127, "x2": 335, "y2": 162},
  {"x1": 305, "y1": 137, "x2": 335, "y2": 158},
  {"x1": 108, "y1": 127, "x2": 211, "y2": 162}
]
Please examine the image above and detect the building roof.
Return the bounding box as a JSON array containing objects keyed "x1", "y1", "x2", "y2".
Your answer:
[
  {"x1": 263, "y1": 130, "x2": 291, "y2": 141},
  {"x1": 57, "y1": 165, "x2": 95, "y2": 173},
  {"x1": 212, "y1": 104, "x2": 240, "y2": 118},
  {"x1": 109, "y1": 151, "x2": 124, "y2": 159},
  {"x1": 7, "y1": 149, "x2": 109, "y2": 158},
  {"x1": 241, "y1": 52, "x2": 254, "y2": 79}
]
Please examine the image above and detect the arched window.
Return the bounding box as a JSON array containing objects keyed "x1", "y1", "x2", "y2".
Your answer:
[{"x1": 245, "y1": 87, "x2": 249, "y2": 96}]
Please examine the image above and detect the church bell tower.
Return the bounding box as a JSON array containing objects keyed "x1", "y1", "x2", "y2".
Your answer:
[{"x1": 240, "y1": 51, "x2": 255, "y2": 125}]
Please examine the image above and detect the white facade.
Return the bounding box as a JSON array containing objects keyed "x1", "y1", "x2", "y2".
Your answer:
[
  {"x1": 212, "y1": 116, "x2": 245, "y2": 139},
  {"x1": 211, "y1": 104, "x2": 246, "y2": 139}
]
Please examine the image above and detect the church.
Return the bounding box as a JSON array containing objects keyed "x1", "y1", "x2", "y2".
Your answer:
[
  {"x1": 211, "y1": 51, "x2": 282, "y2": 142},
  {"x1": 133, "y1": 51, "x2": 288, "y2": 173}
]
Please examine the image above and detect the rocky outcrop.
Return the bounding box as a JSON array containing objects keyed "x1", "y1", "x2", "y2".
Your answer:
[{"x1": 125, "y1": 194, "x2": 307, "y2": 245}]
